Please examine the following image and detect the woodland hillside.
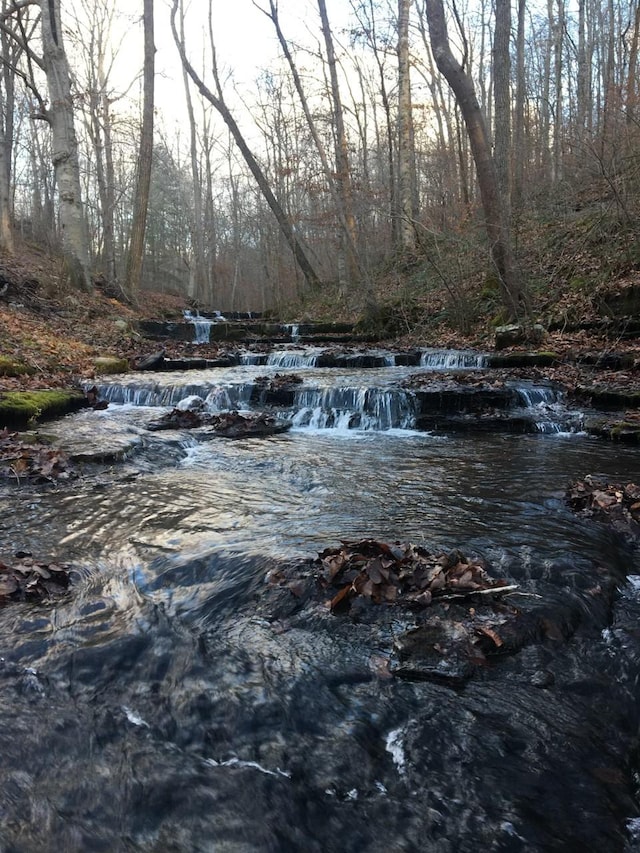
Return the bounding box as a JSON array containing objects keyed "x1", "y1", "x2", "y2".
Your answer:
[{"x1": 0, "y1": 0, "x2": 638, "y2": 356}]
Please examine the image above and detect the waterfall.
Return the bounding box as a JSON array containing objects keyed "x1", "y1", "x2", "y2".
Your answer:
[
  {"x1": 184, "y1": 310, "x2": 220, "y2": 344},
  {"x1": 266, "y1": 351, "x2": 319, "y2": 368},
  {"x1": 291, "y1": 387, "x2": 416, "y2": 431},
  {"x1": 420, "y1": 349, "x2": 487, "y2": 369},
  {"x1": 284, "y1": 324, "x2": 301, "y2": 342}
]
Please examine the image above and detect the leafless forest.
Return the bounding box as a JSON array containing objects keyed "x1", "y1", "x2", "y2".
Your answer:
[{"x1": 1, "y1": 0, "x2": 638, "y2": 319}]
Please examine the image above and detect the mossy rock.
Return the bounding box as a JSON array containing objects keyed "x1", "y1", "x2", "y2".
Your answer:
[
  {"x1": 0, "y1": 390, "x2": 86, "y2": 428},
  {"x1": 580, "y1": 387, "x2": 640, "y2": 410},
  {"x1": 93, "y1": 356, "x2": 129, "y2": 375},
  {"x1": 0, "y1": 356, "x2": 35, "y2": 377},
  {"x1": 585, "y1": 418, "x2": 640, "y2": 443}
]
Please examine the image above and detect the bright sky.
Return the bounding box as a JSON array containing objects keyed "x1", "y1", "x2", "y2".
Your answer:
[{"x1": 154, "y1": 1, "x2": 339, "y2": 96}]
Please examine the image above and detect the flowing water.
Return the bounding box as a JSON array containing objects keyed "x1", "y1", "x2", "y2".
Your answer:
[{"x1": 1, "y1": 349, "x2": 640, "y2": 852}]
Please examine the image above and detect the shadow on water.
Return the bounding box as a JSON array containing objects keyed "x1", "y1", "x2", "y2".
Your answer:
[{"x1": 1, "y1": 400, "x2": 640, "y2": 850}]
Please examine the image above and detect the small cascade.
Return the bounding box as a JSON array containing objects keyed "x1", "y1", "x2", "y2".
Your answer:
[
  {"x1": 291, "y1": 387, "x2": 416, "y2": 431},
  {"x1": 184, "y1": 310, "x2": 223, "y2": 345},
  {"x1": 516, "y1": 386, "x2": 561, "y2": 407},
  {"x1": 95, "y1": 382, "x2": 215, "y2": 408},
  {"x1": 94, "y1": 380, "x2": 258, "y2": 413},
  {"x1": 266, "y1": 351, "x2": 319, "y2": 369},
  {"x1": 285, "y1": 324, "x2": 301, "y2": 342},
  {"x1": 239, "y1": 353, "x2": 268, "y2": 366},
  {"x1": 420, "y1": 349, "x2": 487, "y2": 369},
  {"x1": 513, "y1": 384, "x2": 581, "y2": 434}
]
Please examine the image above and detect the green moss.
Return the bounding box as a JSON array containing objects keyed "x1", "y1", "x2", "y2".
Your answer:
[
  {"x1": 93, "y1": 356, "x2": 129, "y2": 375},
  {"x1": 0, "y1": 356, "x2": 34, "y2": 377},
  {"x1": 0, "y1": 390, "x2": 85, "y2": 428}
]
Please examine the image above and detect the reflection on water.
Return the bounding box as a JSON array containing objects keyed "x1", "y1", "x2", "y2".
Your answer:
[{"x1": 0, "y1": 401, "x2": 640, "y2": 851}]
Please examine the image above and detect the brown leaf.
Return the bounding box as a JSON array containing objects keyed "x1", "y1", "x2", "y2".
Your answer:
[
  {"x1": 475, "y1": 626, "x2": 504, "y2": 647},
  {"x1": 328, "y1": 585, "x2": 353, "y2": 612},
  {"x1": 0, "y1": 576, "x2": 18, "y2": 597},
  {"x1": 366, "y1": 558, "x2": 384, "y2": 584}
]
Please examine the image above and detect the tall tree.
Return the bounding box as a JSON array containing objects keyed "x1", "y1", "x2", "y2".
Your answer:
[
  {"x1": 125, "y1": 0, "x2": 154, "y2": 297},
  {"x1": 40, "y1": 0, "x2": 92, "y2": 290},
  {"x1": 493, "y1": 0, "x2": 511, "y2": 207},
  {"x1": 513, "y1": 0, "x2": 526, "y2": 209},
  {"x1": 179, "y1": 0, "x2": 207, "y2": 304},
  {"x1": 317, "y1": 0, "x2": 360, "y2": 288},
  {"x1": 397, "y1": 0, "x2": 416, "y2": 253},
  {"x1": 423, "y1": 0, "x2": 523, "y2": 317},
  {"x1": 170, "y1": 0, "x2": 322, "y2": 292},
  {"x1": 256, "y1": 0, "x2": 362, "y2": 286}
]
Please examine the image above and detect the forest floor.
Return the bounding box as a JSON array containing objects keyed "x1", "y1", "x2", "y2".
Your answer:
[{"x1": 0, "y1": 232, "x2": 640, "y2": 406}]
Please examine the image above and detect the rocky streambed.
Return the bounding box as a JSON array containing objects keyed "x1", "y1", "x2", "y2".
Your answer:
[{"x1": 0, "y1": 343, "x2": 640, "y2": 851}]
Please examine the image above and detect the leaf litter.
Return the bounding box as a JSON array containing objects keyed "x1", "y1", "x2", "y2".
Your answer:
[
  {"x1": 0, "y1": 552, "x2": 73, "y2": 603},
  {"x1": 0, "y1": 429, "x2": 77, "y2": 483},
  {"x1": 566, "y1": 475, "x2": 640, "y2": 542}
]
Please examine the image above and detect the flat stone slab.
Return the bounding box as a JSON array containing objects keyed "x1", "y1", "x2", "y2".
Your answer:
[{"x1": 42, "y1": 413, "x2": 143, "y2": 463}]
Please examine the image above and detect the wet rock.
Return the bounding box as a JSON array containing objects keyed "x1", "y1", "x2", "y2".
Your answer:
[
  {"x1": 495, "y1": 323, "x2": 546, "y2": 350},
  {"x1": 175, "y1": 395, "x2": 206, "y2": 412},
  {"x1": 133, "y1": 349, "x2": 166, "y2": 371},
  {"x1": 204, "y1": 411, "x2": 292, "y2": 439},
  {"x1": 146, "y1": 408, "x2": 292, "y2": 439}
]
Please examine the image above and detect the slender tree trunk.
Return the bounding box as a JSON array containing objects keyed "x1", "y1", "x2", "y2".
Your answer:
[
  {"x1": 170, "y1": 0, "x2": 322, "y2": 292},
  {"x1": 125, "y1": 0, "x2": 154, "y2": 297},
  {"x1": 627, "y1": 1, "x2": 640, "y2": 123},
  {"x1": 424, "y1": 0, "x2": 523, "y2": 317},
  {"x1": 259, "y1": 0, "x2": 361, "y2": 283},
  {"x1": 513, "y1": 0, "x2": 526, "y2": 209},
  {"x1": 179, "y1": 0, "x2": 206, "y2": 304},
  {"x1": 397, "y1": 0, "x2": 416, "y2": 253},
  {"x1": 317, "y1": 0, "x2": 359, "y2": 289},
  {"x1": 0, "y1": 4, "x2": 14, "y2": 253},
  {"x1": 493, "y1": 0, "x2": 511, "y2": 208},
  {"x1": 40, "y1": 0, "x2": 91, "y2": 290},
  {"x1": 552, "y1": 0, "x2": 564, "y2": 182},
  {"x1": 576, "y1": 0, "x2": 588, "y2": 135},
  {"x1": 0, "y1": 123, "x2": 12, "y2": 252}
]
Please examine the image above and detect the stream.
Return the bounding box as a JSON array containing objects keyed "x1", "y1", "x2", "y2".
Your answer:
[{"x1": 1, "y1": 347, "x2": 640, "y2": 851}]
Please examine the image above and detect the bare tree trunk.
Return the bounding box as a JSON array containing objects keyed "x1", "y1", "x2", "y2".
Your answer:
[
  {"x1": 627, "y1": 1, "x2": 640, "y2": 123},
  {"x1": 397, "y1": 0, "x2": 416, "y2": 253},
  {"x1": 125, "y1": 0, "x2": 154, "y2": 298},
  {"x1": 170, "y1": 0, "x2": 322, "y2": 292},
  {"x1": 513, "y1": 0, "x2": 526, "y2": 209},
  {"x1": 0, "y1": 123, "x2": 12, "y2": 252},
  {"x1": 179, "y1": 0, "x2": 206, "y2": 304},
  {"x1": 258, "y1": 0, "x2": 361, "y2": 283},
  {"x1": 577, "y1": 0, "x2": 589, "y2": 135},
  {"x1": 493, "y1": 0, "x2": 511, "y2": 209},
  {"x1": 0, "y1": 1, "x2": 14, "y2": 252},
  {"x1": 41, "y1": 0, "x2": 91, "y2": 290},
  {"x1": 424, "y1": 0, "x2": 523, "y2": 317},
  {"x1": 552, "y1": 0, "x2": 564, "y2": 182},
  {"x1": 317, "y1": 0, "x2": 359, "y2": 289}
]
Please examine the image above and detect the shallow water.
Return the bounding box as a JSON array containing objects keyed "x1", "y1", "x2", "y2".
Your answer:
[{"x1": 1, "y1": 358, "x2": 640, "y2": 851}]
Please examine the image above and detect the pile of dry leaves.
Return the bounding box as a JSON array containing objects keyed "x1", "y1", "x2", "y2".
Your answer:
[
  {"x1": 272, "y1": 539, "x2": 514, "y2": 614},
  {"x1": 0, "y1": 553, "x2": 72, "y2": 603},
  {"x1": 0, "y1": 430, "x2": 76, "y2": 482},
  {"x1": 566, "y1": 475, "x2": 640, "y2": 541}
]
